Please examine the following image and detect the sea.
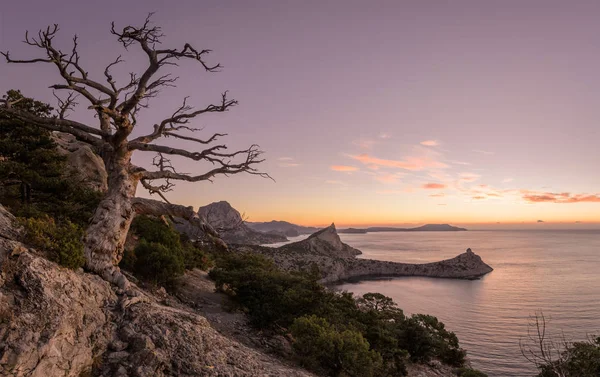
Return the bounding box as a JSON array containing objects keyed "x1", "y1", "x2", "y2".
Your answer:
[{"x1": 327, "y1": 230, "x2": 600, "y2": 377}]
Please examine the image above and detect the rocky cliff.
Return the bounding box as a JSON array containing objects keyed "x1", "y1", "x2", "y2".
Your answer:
[
  {"x1": 236, "y1": 225, "x2": 492, "y2": 284},
  {"x1": 0, "y1": 205, "x2": 311, "y2": 377},
  {"x1": 197, "y1": 201, "x2": 286, "y2": 245},
  {"x1": 278, "y1": 223, "x2": 361, "y2": 258}
]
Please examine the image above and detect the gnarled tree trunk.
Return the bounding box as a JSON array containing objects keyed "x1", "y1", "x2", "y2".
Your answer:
[{"x1": 84, "y1": 147, "x2": 137, "y2": 288}]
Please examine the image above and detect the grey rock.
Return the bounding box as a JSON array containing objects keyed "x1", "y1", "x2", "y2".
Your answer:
[
  {"x1": 0, "y1": 205, "x2": 313, "y2": 377},
  {"x1": 53, "y1": 132, "x2": 108, "y2": 192}
]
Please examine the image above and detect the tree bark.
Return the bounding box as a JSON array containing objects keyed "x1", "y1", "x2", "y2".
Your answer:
[{"x1": 84, "y1": 147, "x2": 137, "y2": 288}]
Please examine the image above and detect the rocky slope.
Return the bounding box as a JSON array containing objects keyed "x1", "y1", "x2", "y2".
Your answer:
[
  {"x1": 0, "y1": 205, "x2": 312, "y2": 377},
  {"x1": 235, "y1": 224, "x2": 492, "y2": 284}
]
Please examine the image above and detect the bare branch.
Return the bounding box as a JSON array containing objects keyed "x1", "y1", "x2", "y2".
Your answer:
[
  {"x1": 110, "y1": 13, "x2": 223, "y2": 116},
  {"x1": 52, "y1": 91, "x2": 79, "y2": 119}
]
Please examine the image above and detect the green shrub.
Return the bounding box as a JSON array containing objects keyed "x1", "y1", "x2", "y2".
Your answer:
[
  {"x1": 20, "y1": 216, "x2": 85, "y2": 269},
  {"x1": 131, "y1": 241, "x2": 185, "y2": 286},
  {"x1": 122, "y1": 215, "x2": 213, "y2": 285},
  {"x1": 290, "y1": 315, "x2": 382, "y2": 377},
  {"x1": 0, "y1": 90, "x2": 101, "y2": 228}
]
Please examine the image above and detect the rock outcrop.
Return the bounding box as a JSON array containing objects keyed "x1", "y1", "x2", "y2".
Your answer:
[
  {"x1": 235, "y1": 226, "x2": 492, "y2": 284},
  {"x1": 53, "y1": 132, "x2": 108, "y2": 192},
  {"x1": 279, "y1": 223, "x2": 361, "y2": 258},
  {"x1": 0, "y1": 205, "x2": 312, "y2": 377},
  {"x1": 195, "y1": 201, "x2": 287, "y2": 245}
]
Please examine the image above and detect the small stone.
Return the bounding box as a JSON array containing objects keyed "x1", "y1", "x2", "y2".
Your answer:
[{"x1": 107, "y1": 351, "x2": 130, "y2": 362}]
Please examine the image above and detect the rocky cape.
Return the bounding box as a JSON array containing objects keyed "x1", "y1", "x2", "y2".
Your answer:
[
  {"x1": 0, "y1": 205, "x2": 312, "y2": 377},
  {"x1": 234, "y1": 224, "x2": 492, "y2": 284}
]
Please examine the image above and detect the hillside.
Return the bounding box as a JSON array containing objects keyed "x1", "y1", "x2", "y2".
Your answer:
[{"x1": 246, "y1": 220, "x2": 320, "y2": 237}]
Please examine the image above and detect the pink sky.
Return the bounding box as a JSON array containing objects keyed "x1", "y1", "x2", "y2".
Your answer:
[{"x1": 1, "y1": 1, "x2": 599, "y2": 227}]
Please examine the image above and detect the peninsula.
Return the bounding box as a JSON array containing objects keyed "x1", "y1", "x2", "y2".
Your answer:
[{"x1": 235, "y1": 224, "x2": 492, "y2": 284}]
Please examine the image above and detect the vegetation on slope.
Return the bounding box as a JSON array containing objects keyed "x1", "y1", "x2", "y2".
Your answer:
[
  {"x1": 121, "y1": 215, "x2": 213, "y2": 286},
  {"x1": 0, "y1": 90, "x2": 101, "y2": 269},
  {"x1": 210, "y1": 252, "x2": 487, "y2": 376}
]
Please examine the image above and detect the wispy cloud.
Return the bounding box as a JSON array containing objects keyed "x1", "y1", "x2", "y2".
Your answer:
[
  {"x1": 379, "y1": 132, "x2": 391, "y2": 139},
  {"x1": 331, "y1": 165, "x2": 359, "y2": 172},
  {"x1": 350, "y1": 153, "x2": 448, "y2": 171},
  {"x1": 420, "y1": 140, "x2": 439, "y2": 147},
  {"x1": 326, "y1": 180, "x2": 347, "y2": 186},
  {"x1": 503, "y1": 177, "x2": 514, "y2": 183},
  {"x1": 521, "y1": 191, "x2": 600, "y2": 204},
  {"x1": 473, "y1": 149, "x2": 494, "y2": 155},
  {"x1": 459, "y1": 173, "x2": 481, "y2": 183},
  {"x1": 278, "y1": 157, "x2": 300, "y2": 167},
  {"x1": 449, "y1": 160, "x2": 471, "y2": 166},
  {"x1": 429, "y1": 193, "x2": 445, "y2": 197},
  {"x1": 376, "y1": 189, "x2": 410, "y2": 195},
  {"x1": 375, "y1": 172, "x2": 404, "y2": 184},
  {"x1": 472, "y1": 196, "x2": 486, "y2": 200},
  {"x1": 422, "y1": 183, "x2": 446, "y2": 189},
  {"x1": 353, "y1": 139, "x2": 376, "y2": 150}
]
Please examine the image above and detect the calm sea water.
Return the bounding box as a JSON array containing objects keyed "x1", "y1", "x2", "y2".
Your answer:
[{"x1": 333, "y1": 230, "x2": 600, "y2": 377}]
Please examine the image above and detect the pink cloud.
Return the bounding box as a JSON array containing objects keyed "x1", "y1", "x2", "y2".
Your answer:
[
  {"x1": 351, "y1": 153, "x2": 448, "y2": 171},
  {"x1": 420, "y1": 140, "x2": 439, "y2": 146},
  {"x1": 472, "y1": 196, "x2": 486, "y2": 200},
  {"x1": 521, "y1": 191, "x2": 600, "y2": 203},
  {"x1": 331, "y1": 165, "x2": 359, "y2": 172},
  {"x1": 459, "y1": 173, "x2": 481, "y2": 182},
  {"x1": 375, "y1": 173, "x2": 404, "y2": 184},
  {"x1": 429, "y1": 193, "x2": 445, "y2": 197},
  {"x1": 422, "y1": 183, "x2": 447, "y2": 189},
  {"x1": 353, "y1": 139, "x2": 375, "y2": 149}
]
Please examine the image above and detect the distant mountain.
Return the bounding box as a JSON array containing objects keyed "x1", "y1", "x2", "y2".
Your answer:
[
  {"x1": 246, "y1": 220, "x2": 320, "y2": 237},
  {"x1": 175, "y1": 201, "x2": 287, "y2": 245},
  {"x1": 339, "y1": 224, "x2": 467, "y2": 233}
]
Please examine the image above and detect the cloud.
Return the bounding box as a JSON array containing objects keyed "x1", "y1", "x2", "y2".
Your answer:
[
  {"x1": 537, "y1": 220, "x2": 544, "y2": 223},
  {"x1": 422, "y1": 183, "x2": 446, "y2": 189},
  {"x1": 353, "y1": 139, "x2": 376, "y2": 150},
  {"x1": 350, "y1": 153, "x2": 448, "y2": 171},
  {"x1": 459, "y1": 173, "x2": 481, "y2": 182},
  {"x1": 326, "y1": 180, "x2": 347, "y2": 185},
  {"x1": 449, "y1": 160, "x2": 471, "y2": 166},
  {"x1": 473, "y1": 149, "x2": 495, "y2": 155},
  {"x1": 379, "y1": 132, "x2": 391, "y2": 139},
  {"x1": 429, "y1": 193, "x2": 445, "y2": 197},
  {"x1": 376, "y1": 189, "x2": 408, "y2": 195},
  {"x1": 331, "y1": 165, "x2": 359, "y2": 172},
  {"x1": 503, "y1": 178, "x2": 514, "y2": 183},
  {"x1": 472, "y1": 196, "x2": 486, "y2": 200},
  {"x1": 420, "y1": 140, "x2": 439, "y2": 147},
  {"x1": 521, "y1": 191, "x2": 600, "y2": 204},
  {"x1": 278, "y1": 157, "x2": 294, "y2": 161},
  {"x1": 375, "y1": 172, "x2": 404, "y2": 184},
  {"x1": 279, "y1": 163, "x2": 300, "y2": 167}
]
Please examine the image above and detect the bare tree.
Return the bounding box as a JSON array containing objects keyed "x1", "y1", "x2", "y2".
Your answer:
[{"x1": 0, "y1": 14, "x2": 269, "y2": 288}]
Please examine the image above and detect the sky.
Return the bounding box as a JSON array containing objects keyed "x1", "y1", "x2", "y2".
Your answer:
[{"x1": 1, "y1": 0, "x2": 599, "y2": 228}]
